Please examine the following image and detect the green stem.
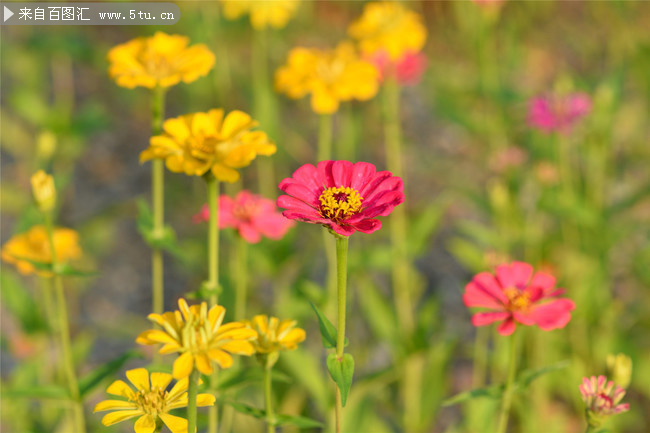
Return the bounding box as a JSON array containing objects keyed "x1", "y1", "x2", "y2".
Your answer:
[
  {"x1": 252, "y1": 28, "x2": 276, "y2": 197},
  {"x1": 496, "y1": 332, "x2": 518, "y2": 433},
  {"x1": 265, "y1": 365, "x2": 275, "y2": 433},
  {"x1": 187, "y1": 368, "x2": 200, "y2": 433},
  {"x1": 205, "y1": 174, "x2": 220, "y2": 433},
  {"x1": 384, "y1": 76, "x2": 420, "y2": 431},
  {"x1": 472, "y1": 327, "x2": 489, "y2": 388},
  {"x1": 44, "y1": 215, "x2": 86, "y2": 433},
  {"x1": 151, "y1": 87, "x2": 166, "y2": 327},
  {"x1": 334, "y1": 235, "x2": 349, "y2": 433},
  {"x1": 235, "y1": 236, "x2": 248, "y2": 320},
  {"x1": 318, "y1": 114, "x2": 333, "y2": 162}
]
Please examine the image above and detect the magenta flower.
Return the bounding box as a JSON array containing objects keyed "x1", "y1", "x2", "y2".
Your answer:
[
  {"x1": 528, "y1": 93, "x2": 592, "y2": 134},
  {"x1": 277, "y1": 160, "x2": 404, "y2": 237},
  {"x1": 580, "y1": 375, "x2": 629, "y2": 427},
  {"x1": 194, "y1": 191, "x2": 294, "y2": 243},
  {"x1": 463, "y1": 261, "x2": 576, "y2": 336},
  {"x1": 368, "y1": 50, "x2": 427, "y2": 86}
]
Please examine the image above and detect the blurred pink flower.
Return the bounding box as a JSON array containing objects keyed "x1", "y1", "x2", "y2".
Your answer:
[
  {"x1": 194, "y1": 191, "x2": 294, "y2": 243},
  {"x1": 367, "y1": 50, "x2": 427, "y2": 86},
  {"x1": 472, "y1": 0, "x2": 506, "y2": 5},
  {"x1": 277, "y1": 160, "x2": 404, "y2": 237},
  {"x1": 463, "y1": 261, "x2": 576, "y2": 336},
  {"x1": 580, "y1": 375, "x2": 629, "y2": 425},
  {"x1": 528, "y1": 93, "x2": 592, "y2": 134},
  {"x1": 489, "y1": 146, "x2": 527, "y2": 173}
]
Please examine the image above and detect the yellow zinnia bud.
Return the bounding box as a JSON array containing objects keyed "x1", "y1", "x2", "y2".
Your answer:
[
  {"x1": 606, "y1": 353, "x2": 632, "y2": 389},
  {"x1": 30, "y1": 170, "x2": 56, "y2": 212}
]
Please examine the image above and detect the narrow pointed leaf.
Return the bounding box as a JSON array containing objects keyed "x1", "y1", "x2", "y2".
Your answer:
[{"x1": 327, "y1": 353, "x2": 354, "y2": 407}]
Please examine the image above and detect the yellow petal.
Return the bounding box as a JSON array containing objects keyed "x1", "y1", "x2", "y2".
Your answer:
[
  {"x1": 173, "y1": 352, "x2": 194, "y2": 379},
  {"x1": 150, "y1": 372, "x2": 173, "y2": 390},
  {"x1": 220, "y1": 340, "x2": 255, "y2": 355},
  {"x1": 126, "y1": 368, "x2": 150, "y2": 391},
  {"x1": 163, "y1": 117, "x2": 191, "y2": 142},
  {"x1": 195, "y1": 354, "x2": 213, "y2": 376},
  {"x1": 207, "y1": 349, "x2": 233, "y2": 369},
  {"x1": 166, "y1": 377, "x2": 188, "y2": 402},
  {"x1": 101, "y1": 410, "x2": 143, "y2": 426},
  {"x1": 197, "y1": 393, "x2": 216, "y2": 407},
  {"x1": 311, "y1": 89, "x2": 339, "y2": 114},
  {"x1": 220, "y1": 110, "x2": 255, "y2": 139},
  {"x1": 94, "y1": 399, "x2": 137, "y2": 412},
  {"x1": 106, "y1": 380, "x2": 135, "y2": 399},
  {"x1": 160, "y1": 413, "x2": 189, "y2": 433},
  {"x1": 136, "y1": 329, "x2": 178, "y2": 345},
  {"x1": 210, "y1": 163, "x2": 240, "y2": 183},
  {"x1": 134, "y1": 414, "x2": 156, "y2": 433}
]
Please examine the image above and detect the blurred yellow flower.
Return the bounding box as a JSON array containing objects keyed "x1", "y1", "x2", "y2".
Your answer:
[
  {"x1": 221, "y1": 0, "x2": 300, "y2": 30},
  {"x1": 136, "y1": 299, "x2": 258, "y2": 379},
  {"x1": 140, "y1": 109, "x2": 276, "y2": 182},
  {"x1": 94, "y1": 368, "x2": 215, "y2": 433},
  {"x1": 348, "y1": 1, "x2": 427, "y2": 61},
  {"x1": 107, "y1": 31, "x2": 215, "y2": 89},
  {"x1": 275, "y1": 42, "x2": 379, "y2": 114},
  {"x1": 243, "y1": 315, "x2": 306, "y2": 354},
  {"x1": 1, "y1": 226, "x2": 82, "y2": 277},
  {"x1": 31, "y1": 170, "x2": 56, "y2": 212},
  {"x1": 607, "y1": 353, "x2": 632, "y2": 389}
]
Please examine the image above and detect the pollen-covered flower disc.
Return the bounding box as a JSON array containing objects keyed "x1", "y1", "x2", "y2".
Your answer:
[
  {"x1": 277, "y1": 160, "x2": 404, "y2": 236},
  {"x1": 94, "y1": 368, "x2": 215, "y2": 433},
  {"x1": 107, "y1": 31, "x2": 215, "y2": 89}
]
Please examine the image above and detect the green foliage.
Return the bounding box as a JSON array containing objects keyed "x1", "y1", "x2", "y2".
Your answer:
[
  {"x1": 327, "y1": 353, "x2": 355, "y2": 407},
  {"x1": 309, "y1": 301, "x2": 348, "y2": 349},
  {"x1": 225, "y1": 401, "x2": 323, "y2": 428},
  {"x1": 78, "y1": 350, "x2": 142, "y2": 397}
]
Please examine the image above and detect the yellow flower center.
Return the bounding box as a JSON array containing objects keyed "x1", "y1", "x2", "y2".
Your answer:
[
  {"x1": 504, "y1": 287, "x2": 531, "y2": 312},
  {"x1": 134, "y1": 387, "x2": 168, "y2": 417},
  {"x1": 319, "y1": 187, "x2": 363, "y2": 221},
  {"x1": 316, "y1": 57, "x2": 346, "y2": 84}
]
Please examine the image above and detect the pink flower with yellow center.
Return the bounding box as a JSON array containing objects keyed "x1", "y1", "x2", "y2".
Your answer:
[
  {"x1": 528, "y1": 92, "x2": 592, "y2": 134},
  {"x1": 367, "y1": 50, "x2": 427, "y2": 86},
  {"x1": 193, "y1": 191, "x2": 295, "y2": 243},
  {"x1": 580, "y1": 375, "x2": 629, "y2": 427},
  {"x1": 463, "y1": 261, "x2": 576, "y2": 336},
  {"x1": 277, "y1": 160, "x2": 404, "y2": 237}
]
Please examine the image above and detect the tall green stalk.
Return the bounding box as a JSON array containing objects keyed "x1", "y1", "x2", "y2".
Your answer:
[
  {"x1": 264, "y1": 364, "x2": 275, "y2": 433},
  {"x1": 318, "y1": 114, "x2": 337, "y2": 317},
  {"x1": 383, "y1": 76, "x2": 421, "y2": 431},
  {"x1": 205, "y1": 173, "x2": 221, "y2": 433},
  {"x1": 235, "y1": 236, "x2": 248, "y2": 320},
  {"x1": 187, "y1": 368, "x2": 200, "y2": 433},
  {"x1": 44, "y1": 215, "x2": 86, "y2": 433},
  {"x1": 151, "y1": 87, "x2": 166, "y2": 321},
  {"x1": 496, "y1": 333, "x2": 518, "y2": 433},
  {"x1": 334, "y1": 235, "x2": 349, "y2": 433}
]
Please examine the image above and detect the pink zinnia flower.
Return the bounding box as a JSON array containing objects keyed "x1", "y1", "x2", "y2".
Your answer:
[
  {"x1": 580, "y1": 375, "x2": 629, "y2": 426},
  {"x1": 463, "y1": 261, "x2": 576, "y2": 336},
  {"x1": 277, "y1": 160, "x2": 404, "y2": 237},
  {"x1": 368, "y1": 50, "x2": 427, "y2": 86},
  {"x1": 193, "y1": 191, "x2": 294, "y2": 243},
  {"x1": 528, "y1": 92, "x2": 592, "y2": 134}
]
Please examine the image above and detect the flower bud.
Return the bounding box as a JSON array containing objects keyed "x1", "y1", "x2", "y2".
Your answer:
[
  {"x1": 30, "y1": 170, "x2": 56, "y2": 212},
  {"x1": 607, "y1": 353, "x2": 632, "y2": 389}
]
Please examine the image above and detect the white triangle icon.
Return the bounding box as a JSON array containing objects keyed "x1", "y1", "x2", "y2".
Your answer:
[{"x1": 4, "y1": 6, "x2": 14, "y2": 22}]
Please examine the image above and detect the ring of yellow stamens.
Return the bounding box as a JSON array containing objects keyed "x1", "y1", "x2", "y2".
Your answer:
[
  {"x1": 134, "y1": 387, "x2": 167, "y2": 417},
  {"x1": 319, "y1": 186, "x2": 363, "y2": 221},
  {"x1": 504, "y1": 287, "x2": 532, "y2": 312}
]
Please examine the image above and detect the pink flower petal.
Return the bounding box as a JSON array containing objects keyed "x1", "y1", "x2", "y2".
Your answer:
[
  {"x1": 473, "y1": 272, "x2": 509, "y2": 304},
  {"x1": 350, "y1": 218, "x2": 382, "y2": 234},
  {"x1": 462, "y1": 281, "x2": 504, "y2": 309},
  {"x1": 530, "y1": 299, "x2": 576, "y2": 331},
  {"x1": 497, "y1": 318, "x2": 516, "y2": 336},
  {"x1": 496, "y1": 262, "x2": 533, "y2": 289},
  {"x1": 472, "y1": 311, "x2": 510, "y2": 326}
]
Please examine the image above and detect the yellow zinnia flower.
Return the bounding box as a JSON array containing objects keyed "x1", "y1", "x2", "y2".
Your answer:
[
  {"x1": 136, "y1": 299, "x2": 258, "y2": 379},
  {"x1": 139, "y1": 109, "x2": 276, "y2": 182},
  {"x1": 107, "y1": 31, "x2": 216, "y2": 89},
  {"x1": 94, "y1": 368, "x2": 215, "y2": 433},
  {"x1": 275, "y1": 42, "x2": 379, "y2": 114},
  {"x1": 1, "y1": 225, "x2": 82, "y2": 277},
  {"x1": 30, "y1": 170, "x2": 56, "y2": 213},
  {"x1": 221, "y1": 0, "x2": 300, "y2": 30},
  {"x1": 348, "y1": 1, "x2": 427, "y2": 61},
  {"x1": 243, "y1": 315, "x2": 306, "y2": 354}
]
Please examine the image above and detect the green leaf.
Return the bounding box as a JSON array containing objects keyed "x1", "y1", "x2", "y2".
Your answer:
[
  {"x1": 217, "y1": 367, "x2": 290, "y2": 392},
  {"x1": 78, "y1": 350, "x2": 142, "y2": 397},
  {"x1": 327, "y1": 353, "x2": 354, "y2": 407},
  {"x1": 136, "y1": 198, "x2": 183, "y2": 257},
  {"x1": 408, "y1": 199, "x2": 448, "y2": 257},
  {"x1": 0, "y1": 272, "x2": 47, "y2": 333},
  {"x1": 57, "y1": 264, "x2": 98, "y2": 278},
  {"x1": 515, "y1": 360, "x2": 570, "y2": 390},
  {"x1": 3, "y1": 385, "x2": 69, "y2": 400},
  {"x1": 442, "y1": 384, "x2": 504, "y2": 407},
  {"x1": 226, "y1": 401, "x2": 266, "y2": 420},
  {"x1": 275, "y1": 414, "x2": 323, "y2": 428},
  {"x1": 309, "y1": 301, "x2": 336, "y2": 349}
]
